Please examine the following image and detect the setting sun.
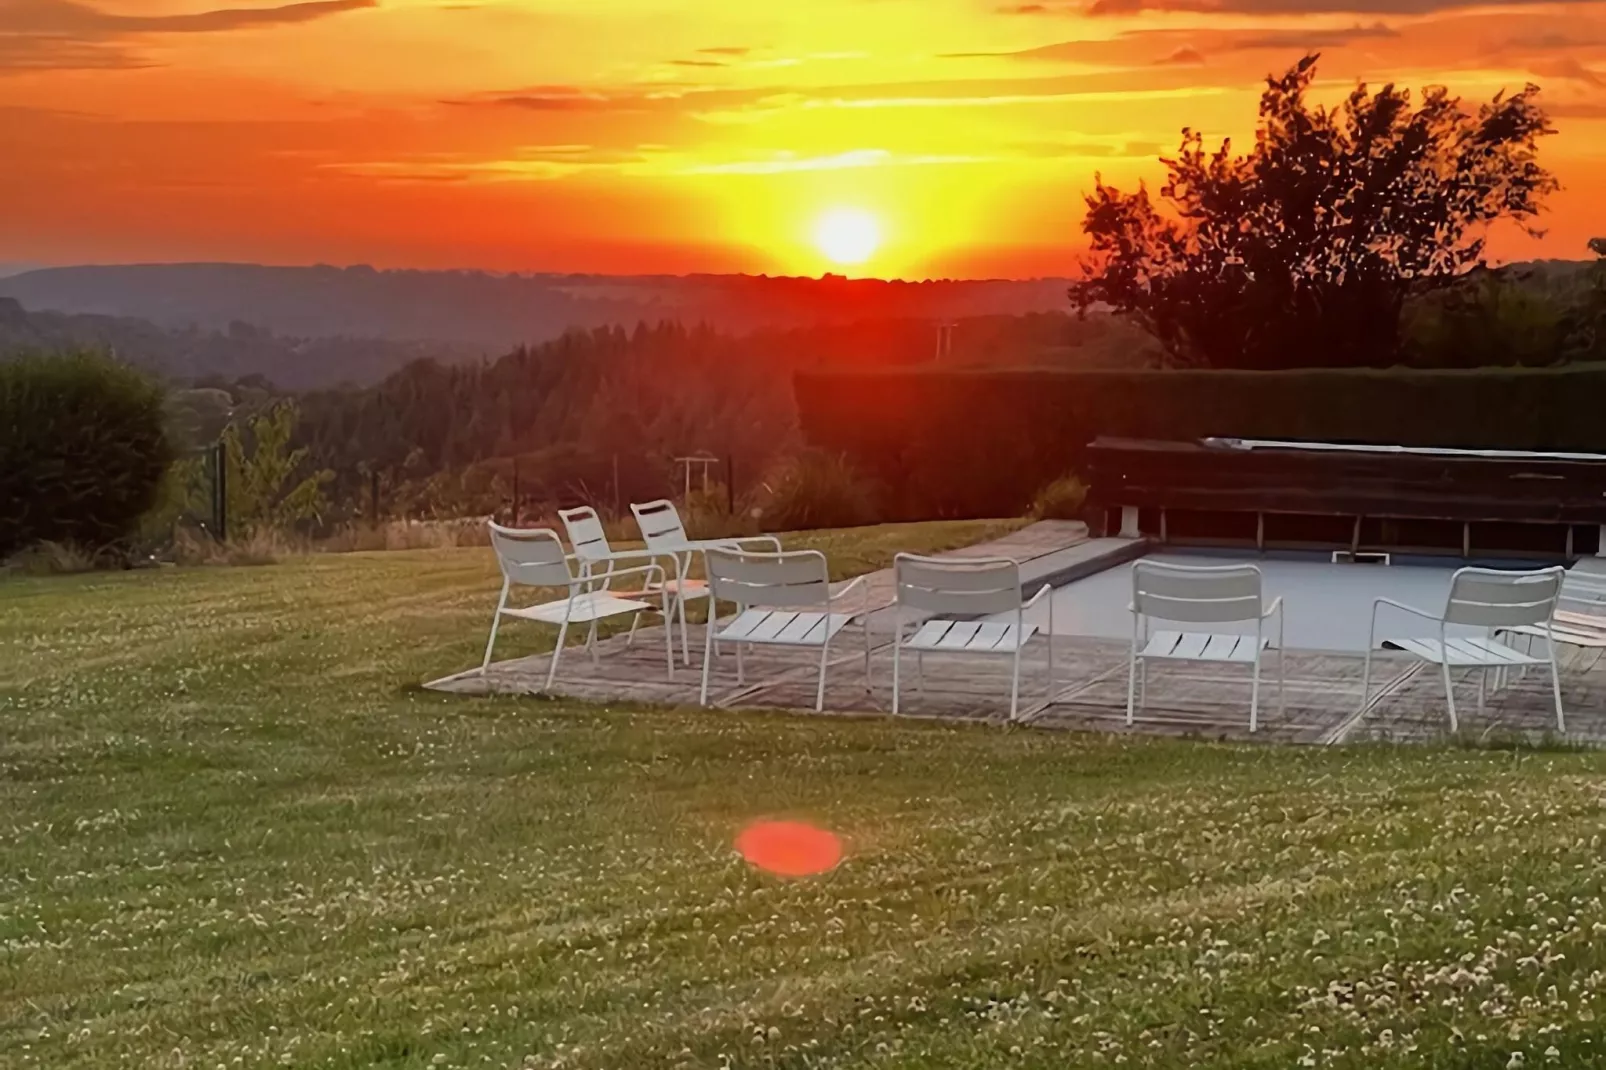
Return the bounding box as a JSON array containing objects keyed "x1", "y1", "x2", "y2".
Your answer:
[{"x1": 813, "y1": 208, "x2": 882, "y2": 267}]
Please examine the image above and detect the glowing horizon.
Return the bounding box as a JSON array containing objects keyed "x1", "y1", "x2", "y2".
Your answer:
[{"x1": 4, "y1": 0, "x2": 1606, "y2": 279}]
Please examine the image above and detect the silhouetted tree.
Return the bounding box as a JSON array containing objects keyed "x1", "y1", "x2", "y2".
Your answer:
[{"x1": 1069, "y1": 54, "x2": 1558, "y2": 368}]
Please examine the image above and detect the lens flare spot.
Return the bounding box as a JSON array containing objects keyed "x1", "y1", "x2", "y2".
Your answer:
[{"x1": 735, "y1": 820, "x2": 843, "y2": 877}]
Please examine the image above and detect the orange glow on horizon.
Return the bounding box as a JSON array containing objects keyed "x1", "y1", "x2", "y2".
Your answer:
[{"x1": 2, "y1": 1, "x2": 1605, "y2": 275}]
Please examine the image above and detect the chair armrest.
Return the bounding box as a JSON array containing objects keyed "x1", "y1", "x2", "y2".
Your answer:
[
  {"x1": 1373, "y1": 596, "x2": 1440, "y2": 623},
  {"x1": 1024, "y1": 582, "x2": 1053, "y2": 610},
  {"x1": 832, "y1": 574, "x2": 868, "y2": 601},
  {"x1": 1260, "y1": 595, "x2": 1284, "y2": 620},
  {"x1": 582, "y1": 547, "x2": 658, "y2": 567},
  {"x1": 567, "y1": 562, "x2": 665, "y2": 589},
  {"x1": 829, "y1": 574, "x2": 877, "y2": 617}
]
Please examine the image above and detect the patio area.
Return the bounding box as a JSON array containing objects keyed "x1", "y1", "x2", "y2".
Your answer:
[{"x1": 425, "y1": 521, "x2": 1606, "y2": 745}]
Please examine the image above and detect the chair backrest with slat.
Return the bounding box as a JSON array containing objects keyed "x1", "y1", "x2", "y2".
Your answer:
[
  {"x1": 631, "y1": 499, "x2": 690, "y2": 553},
  {"x1": 558, "y1": 506, "x2": 612, "y2": 563},
  {"x1": 1444, "y1": 566, "x2": 1564, "y2": 627},
  {"x1": 895, "y1": 554, "x2": 1022, "y2": 616},
  {"x1": 1132, "y1": 560, "x2": 1263, "y2": 624},
  {"x1": 706, "y1": 548, "x2": 831, "y2": 610},
  {"x1": 487, "y1": 523, "x2": 574, "y2": 589}
]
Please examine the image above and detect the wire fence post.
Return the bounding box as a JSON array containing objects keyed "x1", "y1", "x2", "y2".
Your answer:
[
  {"x1": 511, "y1": 457, "x2": 521, "y2": 526},
  {"x1": 211, "y1": 439, "x2": 228, "y2": 543}
]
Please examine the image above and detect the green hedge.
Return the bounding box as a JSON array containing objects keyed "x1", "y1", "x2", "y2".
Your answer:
[
  {"x1": 0, "y1": 350, "x2": 174, "y2": 558},
  {"x1": 793, "y1": 365, "x2": 1606, "y2": 520}
]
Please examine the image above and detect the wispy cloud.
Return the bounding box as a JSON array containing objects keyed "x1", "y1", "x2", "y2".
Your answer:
[
  {"x1": 680, "y1": 149, "x2": 992, "y2": 174},
  {"x1": 324, "y1": 145, "x2": 996, "y2": 183},
  {"x1": 1077, "y1": 0, "x2": 1598, "y2": 14},
  {"x1": 0, "y1": 0, "x2": 377, "y2": 72},
  {"x1": 1, "y1": 0, "x2": 375, "y2": 33}
]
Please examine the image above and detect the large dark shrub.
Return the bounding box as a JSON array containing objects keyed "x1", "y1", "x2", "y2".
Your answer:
[
  {"x1": 795, "y1": 365, "x2": 1606, "y2": 520},
  {"x1": 0, "y1": 350, "x2": 174, "y2": 558}
]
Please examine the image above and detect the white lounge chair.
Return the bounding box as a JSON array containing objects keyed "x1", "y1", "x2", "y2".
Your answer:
[
  {"x1": 1498, "y1": 571, "x2": 1606, "y2": 655},
  {"x1": 698, "y1": 547, "x2": 872, "y2": 712},
  {"x1": 1128, "y1": 560, "x2": 1284, "y2": 733},
  {"x1": 482, "y1": 523, "x2": 673, "y2": 691},
  {"x1": 558, "y1": 504, "x2": 691, "y2": 661},
  {"x1": 891, "y1": 553, "x2": 1053, "y2": 721},
  {"x1": 630, "y1": 498, "x2": 782, "y2": 662},
  {"x1": 1361, "y1": 565, "x2": 1566, "y2": 734}
]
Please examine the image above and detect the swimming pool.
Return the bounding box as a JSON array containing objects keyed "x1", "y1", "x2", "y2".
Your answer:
[{"x1": 1011, "y1": 550, "x2": 1561, "y2": 654}]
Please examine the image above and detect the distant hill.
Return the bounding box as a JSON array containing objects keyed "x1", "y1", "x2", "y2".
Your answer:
[
  {"x1": 0, "y1": 297, "x2": 477, "y2": 390},
  {"x1": 0, "y1": 263, "x2": 1078, "y2": 348}
]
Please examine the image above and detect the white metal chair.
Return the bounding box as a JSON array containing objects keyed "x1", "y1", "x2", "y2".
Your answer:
[
  {"x1": 1128, "y1": 560, "x2": 1284, "y2": 733},
  {"x1": 698, "y1": 547, "x2": 872, "y2": 712},
  {"x1": 558, "y1": 505, "x2": 689, "y2": 660},
  {"x1": 482, "y1": 523, "x2": 673, "y2": 691},
  {"x1": 1498, "y1": 571, "x2": 1606, "y2": 655},
  {"x1": 631, "y1": 498, "x2": 782, "y2": 663},
  {"x1": 1362, "y1": 565, "x2": 1566, "y2": 734},
  {"x1": 891, "y1": 554, "x2": 1053, "y2": 721}
]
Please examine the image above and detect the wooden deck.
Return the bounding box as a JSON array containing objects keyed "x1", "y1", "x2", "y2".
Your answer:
[{"x1": 426, "y1": 523, "x2": 1606, "y2": 746}]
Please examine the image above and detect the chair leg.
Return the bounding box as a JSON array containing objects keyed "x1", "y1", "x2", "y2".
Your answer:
[
  {"x1": 1008, "y1": 645, "x2": 1022, "y2": 722},
  {"x1": 1359, "y1": 643, "x2": 1374, "y2": 717},
  {"x1": 678, "y1": 594, "x2": 691, "y2": 666},
  {"x1": 545, "y1": 616, "x2": 571, "y2": 692},
  {"x1": 481, "y1": 610, "x2": 504, "y2": 675},
  {"x1": 698, "y1": 613, "x2": 717, "y2": 706},
  {"x1": 626, "y1": 609, "x2": 641, "y2": 648},
  {"x1": 585, "y1": 616, "x2": 599, "y2": 651},
  {"x1": 916, "y1": 649, "x2": 924, "y2": 694},
  {"x1": 892, "y1": 636, "x2": 902, "y2": 715},
  {"x1": 1549, "y1": 640, "x2": 1566, "y2": 735},
  {"x1": 1440, "y1": 658, "x2": 1459, "y2": 734},
  {"x1": 1248, "y1": 650, "x2": 1262, "y2": 734},
  {"x1": 736, "y1": 641, "x2": 745, "y2": 685},
  {"x1": 815, "y1": 637, "x2": 831, "y2": 712},
  {"x1": 663, "y1": 607, "x2": 674, "y2": 682},
  {"x1": 1125, "y1": 646, "x2": 1138, "y2": 727},
  {"x1": 1477, "y1": 663, "x2": 1486, "y2": 715},
  {"x1": 863, "y1": 619, "x2": 872, "y2": 693}
]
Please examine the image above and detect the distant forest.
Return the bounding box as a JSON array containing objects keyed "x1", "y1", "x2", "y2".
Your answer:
[
  {"x1": 0, "y1": 298, "x2": 477, "y2": 391},
  {"x1": 171, "y1": 311, "x2": 1161, "y2": 522},
  {"x1": 150, "y1": 253, "x2": 1606, "y2": 525},
  {"x1": 8, "y1": 253, "x2": 1606, "y2": 529},
  {"x1": 0, "y1": 264, "x2": 1076, "y2": 351}
]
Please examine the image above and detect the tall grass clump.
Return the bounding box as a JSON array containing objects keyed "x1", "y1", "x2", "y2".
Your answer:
[
  {"x1": 1028, "y1": 474, "x2": 1087, "y2": 520},
  {"x1": 0, "y1": 349, "x2": 173, "y2": 561},
  {"x1": 756, "y1": 450, "x2": 880, "y2": 532}
]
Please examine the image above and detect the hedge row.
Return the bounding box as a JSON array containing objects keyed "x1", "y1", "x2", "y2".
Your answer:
[
  {"x1": 793, "y1": 365, "x2": 1606, "y2": 521},
  {"x1": 0, "y1": 350, "x2": 173, "y2": 558}
]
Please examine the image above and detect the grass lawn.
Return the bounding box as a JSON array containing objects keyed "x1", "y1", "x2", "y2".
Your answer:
[{"x1": 2, "y1": 518, "x2": 1604, "y2": 1070}]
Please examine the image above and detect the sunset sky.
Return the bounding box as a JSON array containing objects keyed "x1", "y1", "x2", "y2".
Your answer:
[{"x1": 4, "y1": 0, "x2": 1606, "y2": 278}]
